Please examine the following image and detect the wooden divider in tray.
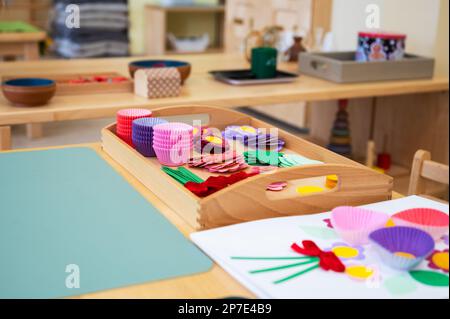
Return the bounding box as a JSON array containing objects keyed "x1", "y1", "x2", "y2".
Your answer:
[{"x1": 102, "y1": 105, "x2": 393, "y2": 230}]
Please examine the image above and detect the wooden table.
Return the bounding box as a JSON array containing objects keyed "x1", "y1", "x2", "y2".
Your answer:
[
  {"x1": 0, "y1": 53, "x2": 448, "y2": 150},
  {"x1": 2, "y1": 143, "x2": 404, "y2": 299}
]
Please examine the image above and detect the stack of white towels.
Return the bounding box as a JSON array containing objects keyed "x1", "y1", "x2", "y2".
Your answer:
[{"x1": 52, "y1": 0, "x2": 129, "y2": 58}]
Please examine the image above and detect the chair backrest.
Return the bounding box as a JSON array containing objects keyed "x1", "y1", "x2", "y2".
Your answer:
[{"x1": 408, "y1": 150, "x2": 449, "y2": 196}]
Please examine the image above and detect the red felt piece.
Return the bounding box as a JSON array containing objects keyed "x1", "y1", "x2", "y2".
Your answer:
[
  {"x1": 291, "y1": 240, "x2": 346, "y2": 273},
  {"x1": 185, "y1": 171, "x2": 259, "y2": 197}
]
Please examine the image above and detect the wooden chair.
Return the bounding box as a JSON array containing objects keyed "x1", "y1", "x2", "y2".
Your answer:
[{"x1": 408, "y1": 150, "x2": 449, "y2": 201}]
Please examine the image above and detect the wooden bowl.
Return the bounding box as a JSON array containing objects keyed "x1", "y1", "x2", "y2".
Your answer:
[
  {"x1": 2, "y1": 78, "x2": 56, "y2": 107},
  {"x1": 128, "y1": 60, "x2": 191, "y2": 84}
]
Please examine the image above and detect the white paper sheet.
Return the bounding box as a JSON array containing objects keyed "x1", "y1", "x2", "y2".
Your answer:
[{"x1": 191, "y1": 196, "x2": 449, "y2": 299}]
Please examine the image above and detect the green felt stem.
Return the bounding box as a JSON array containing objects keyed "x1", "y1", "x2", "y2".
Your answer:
[
  {"x1": 274, "y1": 263, "x2": 320, "y2": 284},
  {"x1": 232, "y1": 256, "x2": 316, "y2": 261},
  {"x1": 162, "y1": 168, "x2": 190, "y2": 185},
  {"x1": 250, "y1": 259, "x2": 319, "y2": 274},
  {"x1": 178, "y1": 167, "x2": 204, "y2": 183}
]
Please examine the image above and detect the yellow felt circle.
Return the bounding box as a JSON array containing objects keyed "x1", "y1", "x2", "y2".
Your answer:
[
  {"x1": 296, "y1": 186, "x2": 325, "y2": 195},
  {"x1": 240, "y1": 126, "x2": 257, "y2": 134},
  {"x1": 346, "y1": 265, "x2": 374, "y2": 280},
  {"x1": 395, "y1": 252, "x2": 416, "y2": 259},
  {"x1": 205, "y1": 136, "x2": 223, "y2": 145},
  {"x1": 372, "y1": 167, "x2": 385, "y2": 174},
  {"x1": 193, "y1": 127, "x2": 199, "y2": 135},
  {"x1": 332, "y1": 246, "x2": 360, "y2": 259},
  {"x1": 432, "y1": 252, "x2": 449, "y2": 271},
  {"x1": 327, "y1": 175, "x2": 338, "y2": 182},
  {"x1": 385, "y1": 219, "x2": 396, "y2": 227}
]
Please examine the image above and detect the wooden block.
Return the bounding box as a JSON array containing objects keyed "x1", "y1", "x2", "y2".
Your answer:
[{"x1": 134, "y1": 68, "x2": 181, "y2": 99}]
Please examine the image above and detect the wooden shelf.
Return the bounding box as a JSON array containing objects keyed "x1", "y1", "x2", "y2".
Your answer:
[
  {"x1": 146, "y1": 4, "x2": 225, "y2": 13},
  {"x1": 145, "y1": 3, "x2": 226, "y2": 55},
  {"x1": 166, "y1": 47, "x2": 224, "y2": 55}
]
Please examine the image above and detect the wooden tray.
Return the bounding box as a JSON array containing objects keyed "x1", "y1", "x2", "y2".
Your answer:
[
  {"x1": 2, "y1": 72, "x2": 133, "y2": 96},
  {"x1": 101, "y1": 105, "x2": 393, "y2": 230},
  {"x1": 299, "y1": 52, "x2": 435, "y2": 83}
]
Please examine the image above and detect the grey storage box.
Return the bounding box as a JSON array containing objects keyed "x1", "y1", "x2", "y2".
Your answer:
[{"x1": 299, "y1": 51, "x2": 435, "y2": 83}]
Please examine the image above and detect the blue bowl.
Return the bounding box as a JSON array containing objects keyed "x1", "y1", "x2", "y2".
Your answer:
[
  {"x1": 2, "y1": 78, "x2": 56, "y2": 107},
  {"x1": 3, "y1": 78, "x2": 55, "y2": 87},
  {"x1": 128, "y1": 60, "x2": 191, "y2": 83}
]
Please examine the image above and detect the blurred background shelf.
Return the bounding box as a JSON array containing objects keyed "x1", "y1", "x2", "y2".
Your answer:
[{"x1": 144, "y1": 3, "x2": 226, "y2": 55}]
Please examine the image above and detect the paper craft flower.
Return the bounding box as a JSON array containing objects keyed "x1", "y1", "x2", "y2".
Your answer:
[
  {"x1": 326, "y1": 243, "x2": 365, "y2": 261},
  {"x1": 427, "y1": 249, "x2": 449, "y2": 273},
  {"x1": 231, "y1": 240, "x2": 345, "y2": 285}
]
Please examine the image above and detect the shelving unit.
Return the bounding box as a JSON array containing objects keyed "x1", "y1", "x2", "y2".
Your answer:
[
  {"x1": 144, "y1": 3, "x2": 226, "y2": 55},
  {"x1": 0, "y1": 0, "x2": 51, "y2": 30}
]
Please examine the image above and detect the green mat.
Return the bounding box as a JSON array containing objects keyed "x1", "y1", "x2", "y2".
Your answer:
[
  {"x1": 0, "y1": 148, "x2": 212, "y2": 299},
  {"x1": 0, "y1": 21, "x2": 41, "y2": 33}
]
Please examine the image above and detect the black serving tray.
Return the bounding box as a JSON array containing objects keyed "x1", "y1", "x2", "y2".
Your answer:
[{"x1": 209, "y1": 69, "x2": 298, "y2": 86}]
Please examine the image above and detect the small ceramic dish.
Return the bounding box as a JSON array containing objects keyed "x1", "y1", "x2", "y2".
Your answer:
[
  {"x1": 2, "y1": 78, "x2": 56, "y2": 107},
  {"x1": 369, "y1": 226, "x2": 435, "y2": 270},
  {"x1": 128, "y1": 60, "x2": 191, "y2": 84}
]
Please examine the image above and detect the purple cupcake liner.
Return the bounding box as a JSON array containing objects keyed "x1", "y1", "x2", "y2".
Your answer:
[{"x1": 369, "y1": 226, "x2": 435, "y2": 270}]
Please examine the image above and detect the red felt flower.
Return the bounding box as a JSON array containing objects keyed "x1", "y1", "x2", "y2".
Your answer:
[{"x1": 291, "y1": 240, "x2": 346, "y2": 273}]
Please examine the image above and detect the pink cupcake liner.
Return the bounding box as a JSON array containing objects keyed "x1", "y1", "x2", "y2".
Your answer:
[
  {"x1": 331, "y1": 206, "x2": 390, "y2": 245},
  {"x1": 392, "y1": 208, "x2": 449, "y2": 240},
  {"x1": 153, "y1": 123, "x2": 194, "y2": 134},
  {"x1": 152, "y1": 143, "x2": 193, "y2": 151},
  {"x1": 152, "y1": 136, "x2": 193, "y2": 144},
  {"x1": 117, "y1": 108, "x2": 152, "y2": 120},
  {"x1": 153, "y1": 146, "x2": 191, "y2": 167},
  {"x1": 152, "y1": 144, "x2": 194, "y2": 150}
]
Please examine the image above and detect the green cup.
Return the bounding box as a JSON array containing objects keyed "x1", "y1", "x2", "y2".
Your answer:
[{"x1": 251, "y1": 47, "x2": 278, "y2": 79}]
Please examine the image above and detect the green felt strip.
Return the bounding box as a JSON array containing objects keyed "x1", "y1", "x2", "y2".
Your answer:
[
  {"x1": 162, "y1": 169, "x2": 189, "y2": 185},
  {"x1": 274, "y1": 263, "x2": 320, "y2": 284},
  {"x1": 178, "y1": 167, "x2": 204, "y2": 183},
  {"x1": 232, "y1": 256, "x2": 316, "y2": 261},
  {"x1": 250, "y1": 259, "x2": 319, "y2": 274}
]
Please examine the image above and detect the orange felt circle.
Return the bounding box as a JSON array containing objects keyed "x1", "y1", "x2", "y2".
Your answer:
[{"x1": 432, "y1": 252, "x2": 449, "y2": 271}]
